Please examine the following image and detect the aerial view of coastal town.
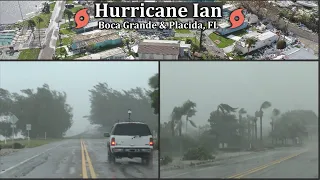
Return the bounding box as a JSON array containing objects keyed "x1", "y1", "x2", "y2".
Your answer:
[{"x1": 0, "y1": 0, "x2": 318, "y2": 60}]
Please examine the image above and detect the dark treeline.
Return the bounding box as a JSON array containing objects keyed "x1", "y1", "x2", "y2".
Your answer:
[
  {"x1": 161, "y1": 100, "x2": 318, "y2": 155},
  {"x1": 0, "y1": 73, "x2": 159, "y2": 139},
  {"x1": 0, "y1": 84, "x2": 73, "y2": 139}
]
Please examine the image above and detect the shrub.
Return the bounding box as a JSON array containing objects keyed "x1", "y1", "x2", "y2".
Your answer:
[
  {"x1": 277, "y1": 40, "x2": 287, "y2": 49},
  {"x1": 13, "y1": 142, "x2": 25, "y2": 149},
  {"x1": 160, "y1": 155, "x2": 173, "y2": 166},
  {"x1": 183, "y1": 146, "x2": 215, "y2": 161}
]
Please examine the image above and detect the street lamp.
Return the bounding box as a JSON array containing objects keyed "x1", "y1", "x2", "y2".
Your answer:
[{"x1": 128, "y1": 109, "x2": 132, "y2": 121}]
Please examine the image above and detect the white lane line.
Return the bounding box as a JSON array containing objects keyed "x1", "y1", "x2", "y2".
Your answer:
[{"x1": 0, "y1": 144, "x2": 63, "y2": 174}]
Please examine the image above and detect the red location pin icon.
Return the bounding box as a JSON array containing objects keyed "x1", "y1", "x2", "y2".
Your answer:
[
  {"x1": 74, "y1": 8, "x2": 90, "y2": 29},
  {"x1": 229, "y1": 8, "x2": 245, "y2": 29}
]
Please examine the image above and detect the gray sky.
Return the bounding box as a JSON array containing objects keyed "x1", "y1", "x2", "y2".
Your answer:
[
  {"x1": 160, "y1": 62, "x2": 318, "y2": 130},
  {"x1": 0, "y1": 62, "x2": 158, "y2": 136}
]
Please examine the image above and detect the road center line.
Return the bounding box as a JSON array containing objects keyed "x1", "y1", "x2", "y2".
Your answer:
[
  {"x1": 81, "y1": 140, "x2": 88, "y2": 179},
  {"x1": 82, "y1": 140, "x2": 97, "y2": 178},
  {"x1": 228, "y1": 151, "x2": 306, "y2": 178}
]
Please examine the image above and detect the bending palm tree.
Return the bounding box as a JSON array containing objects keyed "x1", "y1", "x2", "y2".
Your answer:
[
  {"x1": 258, "y1": 101, "x2": 272, "y2": 143},
  {"x1": 170, "y1": 106, "x2": 183, "y2": 137},
  {"x1": 217, "y1": 103, "x2": 238, "y2": 114},
  {"x1": 181, "y1": 100, "x2": 197, "y2": 133}
]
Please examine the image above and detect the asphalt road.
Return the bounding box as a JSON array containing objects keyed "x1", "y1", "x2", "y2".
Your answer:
[
  {"x1": 38, "y1": 1, "x2": 65, "y2": 60},
  {"x1": 0, "y1": 139, "x2": 158, "y2": 178},
  {"x1": 161, "y1": 143, "x2": 318, "y2": 178}
]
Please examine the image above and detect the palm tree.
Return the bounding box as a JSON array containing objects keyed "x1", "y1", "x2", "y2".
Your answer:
[
  {"x1": 36, "y1": 17, "x2": 44, "y2": 48},
  {"x1": 245, "y1": 37, "x2": 257, "y2": 54},
  {"x1": 64, "y1": 9, "x2": 74, "y2": 28},
  {"x1": 181, "y1": 100, "x2": 197, "y2": 133},
  {"x1": 254, "y1": 111, "x2": 260, "y2": 141},
  {"x1": 217, "y1": 103, "x2": 238, "y2": 114},
  {"x1": 170, "y1": 106, "x2": 183, "y2": 137},
  {"x1": 258, "y1": 101, "x2": 272, "y2": 143},
  {"x1": 271, "y1": 108, "x2": 280, "y2": 144},
  {"x1": 199, "y1": 28, "x2": 205, "y2": 51},
  {"x1": 124, "y1": 38, "x2": 130, "y2": 52},
  {"x1": 191, "y1": 43, "x2": 199, "y2": 60},
  {"x1": 238, "y1": 108, "x2": 247, "y2": 147},
  {"x1": 27, "y1": 20, "x2": 36, "y2": 39}
]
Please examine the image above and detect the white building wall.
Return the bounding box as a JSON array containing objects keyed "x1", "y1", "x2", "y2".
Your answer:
[
  {"x1": 235, "y1": 34, "x2": 278, "y2": 54},
  {"x1": 138, "y1": 53, "x2": 178, "y2": 60}
]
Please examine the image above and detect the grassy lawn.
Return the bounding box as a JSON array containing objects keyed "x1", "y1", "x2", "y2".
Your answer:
[
  {"x1": 30, "y1": 12, "x2": 52, "y2": 29},
  {"x1": 60, "y1": 28, "x2": 76, "y2": 35},
  {"x1": 71, "y1": 6, "x2": 84, "y2": 13},
  {"x1": 174, "y1": 29, "x2": 191, "y2": 34},
  {"x1": 18, "y1": 48, "x2": 41, "y2": 60},
  {"x1": 50, "y1": 2, "x2": 56, "y2": 11},
  {"x1": 171, "y1": 37, "x2": 200, "y2": 46},
  {"x1": 60, "y1": 21, "x2": 75, "y2": 29},
  {"x1": 209, "y1": 33, "x2": 235, "y2": 48},
  {"x1": 67, "y1": 0, "x2": 73, "y2": 3},
  {"x1": 56, "y1": 36, "x2": 73, "y2": 47},
  {"x1": 0, "y1": 139, "x2": 62, "y2": 148}
]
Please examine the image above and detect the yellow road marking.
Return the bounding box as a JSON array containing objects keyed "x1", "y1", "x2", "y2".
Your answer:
[
  {"x1": 83, "y1": 140, "x2": 97, "y2": 178},
  {"x1": 228, "y1": 151, "x2": 306, "y2": 178},
  {"x1": 80, "y1": 140, "x2": 88, "y2": 178}
]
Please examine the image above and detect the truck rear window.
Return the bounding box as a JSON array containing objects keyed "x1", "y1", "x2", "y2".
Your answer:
[{"x1": 113, "y1": 123, "x2": 151, "y2": 136}]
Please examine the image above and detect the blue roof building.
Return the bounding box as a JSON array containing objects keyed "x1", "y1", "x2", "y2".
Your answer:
[{"x1": 215, "y1": 21, "x2": 248, "y2": 36}]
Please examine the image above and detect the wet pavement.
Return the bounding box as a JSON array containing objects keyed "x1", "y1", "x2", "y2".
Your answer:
[
  {"x1": 0, "y1": 139, "x2": 158, "y2": 178},
  {"x1": 161, "y1": 144, "x2": 318, "y2": 178}
]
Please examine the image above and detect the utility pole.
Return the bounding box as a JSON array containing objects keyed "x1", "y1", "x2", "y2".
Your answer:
[{"x1": 17, "y1": 1, "x2": 24, "y2": 21}]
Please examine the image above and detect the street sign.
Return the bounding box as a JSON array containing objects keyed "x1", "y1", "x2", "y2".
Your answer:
[
  {"x1": 10, "y1": 115, "x2": 19, "y2": 124},
  {"x1": 26, "y1": 124, "x2": 31, "y2": 131},
  {"x1": 11, "y1": 124, "x2": 16, "y2": 128}
]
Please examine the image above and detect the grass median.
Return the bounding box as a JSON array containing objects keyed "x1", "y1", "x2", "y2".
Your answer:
[
  {"x1": 0, "y1": 139, "x2": 62, "y2": 149},
  {"x1": 18, "y1": 48, "x2": 41, "y2": 60}
]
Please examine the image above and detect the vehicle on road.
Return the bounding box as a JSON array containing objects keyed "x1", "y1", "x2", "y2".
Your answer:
[{"x1": 104, "y1": 122, "x2": 154, "y2": 165}]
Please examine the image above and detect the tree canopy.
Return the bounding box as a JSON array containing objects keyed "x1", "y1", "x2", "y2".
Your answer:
[
  {"x1": 0, "y1": 84, "x2": 73, "y2": 138},
  {"x1": 148, "y1": 73, "x2": 159, "y2": 115},
  {"x1": 87, "y1": 82, "x2": 158, "y2": 132}
]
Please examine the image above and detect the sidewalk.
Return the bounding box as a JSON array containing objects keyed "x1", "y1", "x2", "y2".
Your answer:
[{"x1": 160, "y1": 151, "x2": 253, "y2": 171}]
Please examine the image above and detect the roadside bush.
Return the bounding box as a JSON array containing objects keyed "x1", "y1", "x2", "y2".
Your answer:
[
  {"x1": 13, "y1": 142, "x2": 25, "y2": 149},
  {"x1": 160, "y1": 155, "x2": 173, "y2": 166},
  {"x1": 160, "y1": 135, "x2": 198, "y2": 156},
  {"x1": 183, "y1": 146, "x2": 215, "y2": 161}
]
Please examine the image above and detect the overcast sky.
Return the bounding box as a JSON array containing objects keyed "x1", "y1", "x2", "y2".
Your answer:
[
  {"x1": 160, "y1": 62, "x2": 318, "y2": 129},
  {"x1": 0, "y1": 62, "x2": 158, "y2": 136}
]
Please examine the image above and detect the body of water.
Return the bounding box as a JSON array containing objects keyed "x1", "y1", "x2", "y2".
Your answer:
[{"x1": 0, "y1": 1, "x2": 45, "y2": 24}]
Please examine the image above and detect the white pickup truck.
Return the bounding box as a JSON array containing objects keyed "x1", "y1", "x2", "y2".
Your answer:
[{"x1": 104, "y1": 122, "x2": 154, "y2": 165}]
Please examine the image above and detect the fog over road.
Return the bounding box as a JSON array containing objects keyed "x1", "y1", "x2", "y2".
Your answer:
[
  {"x1": 0, "y1": 139, "x2": 158, "y2": 178},
  {"x1": 161, "y1": 141, "x2": 318, "y2": 178}
]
